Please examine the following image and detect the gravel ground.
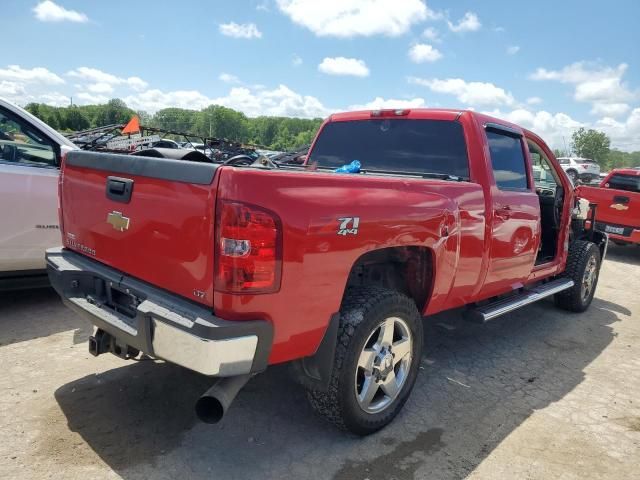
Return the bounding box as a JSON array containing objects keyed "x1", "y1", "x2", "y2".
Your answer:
[{"x1": 0, "y1": 244, "x2": 639, "y2": 480}]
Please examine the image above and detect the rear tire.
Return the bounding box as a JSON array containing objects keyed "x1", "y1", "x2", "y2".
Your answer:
[
  {"x1": 306, "y1": 287, "x2": 423, "y2": 435},
  {"x1": 554, "y1": 240, "x2": 601, "y2": 312},
  {"x1": 567, "y1": 169, "x2": 578, "y2": 183}
]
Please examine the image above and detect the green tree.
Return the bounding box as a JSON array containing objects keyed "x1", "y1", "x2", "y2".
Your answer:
[
  {"x1": 571, "y1": 128, "x2": 611, "y2": 167},
  {"x1": 95, "y1": 99, "x2": 136, "y2": 126},
  {"x1": 64, "y1": 107, "x2": 90, "y2": 131},
  {"x1": 196, "y1": 105, "x2": 249, "y2": 141}
]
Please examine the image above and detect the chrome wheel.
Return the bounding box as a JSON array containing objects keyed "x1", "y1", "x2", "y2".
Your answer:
[
  {"x1": 354, "y1": 316, "x2": 413, "y2": 414},
  {"x1": 581, "y1": 254, "x2": 598, "y2": 302}
]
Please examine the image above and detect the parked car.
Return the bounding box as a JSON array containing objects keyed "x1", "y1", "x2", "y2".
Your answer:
[
  {"x1": 557, "y1": 157, "x2": 601, "y2": 183},
  {"x1": 0, "y1": 97, "x2": 77, "y2": 290},
  {"x1": 47, "y1": 108, "x2": 607, "y2": 435},
  {"x1": 577, "y1": 168, "x2": 640, "y2": 245},
  {"x1": 150, "y1": 139, "x2": 181, "y2": 149}
]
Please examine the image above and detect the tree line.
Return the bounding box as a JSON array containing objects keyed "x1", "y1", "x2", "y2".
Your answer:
[
  {"x1": 23, "y1": 99, "x2": 640, "y2": 166},
  {"x1": 24, "y1": 98, "x2": 323, "y2": 151}
]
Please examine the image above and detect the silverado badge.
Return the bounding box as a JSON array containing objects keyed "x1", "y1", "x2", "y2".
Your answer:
[
  {"x1": 610, "y1": 203, "x2": 629, "y2": 211},
  {"x1": 107, "y1": 211, "x2": 130, "y2": 232}
]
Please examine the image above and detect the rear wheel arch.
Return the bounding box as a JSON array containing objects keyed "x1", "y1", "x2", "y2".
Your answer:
[
  {"x1": 343, "y1": 246, "x2": 434, "y2": 312},
  {"x1": 289, "y1": 246, "x2": 433, "y2": 391}
]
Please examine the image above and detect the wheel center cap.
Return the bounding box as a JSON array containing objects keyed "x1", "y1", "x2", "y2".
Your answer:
[{"x1": 379, "y1": 353, "x2": 394, "y2": 376}]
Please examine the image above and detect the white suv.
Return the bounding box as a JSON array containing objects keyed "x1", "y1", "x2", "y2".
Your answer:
[
  {"x1": 0, "y1": 97, "x2": 77, "y2": 289},
  {"x1": 557, "y1": 157, "x2": 601, "y2": 184}
]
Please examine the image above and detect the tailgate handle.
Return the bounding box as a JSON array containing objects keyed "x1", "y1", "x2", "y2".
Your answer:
[
  {"x1": 106, "y1": 176, "x2": 134, "y2": 203},
  {"x1": 613, "y1": 195, "x2": 629, "y2": 204}
]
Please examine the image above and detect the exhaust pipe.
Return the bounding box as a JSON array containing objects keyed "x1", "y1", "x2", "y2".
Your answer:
[{"x1": 195, "y1": 374, "x2": 251, "y2": 424}]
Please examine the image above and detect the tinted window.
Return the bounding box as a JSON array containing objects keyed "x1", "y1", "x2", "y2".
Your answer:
[
  {"x1": 486, "y1": 130, "x2": 528, "y2": 190},
  {"x1": 308, "y1": 119, "x2": 469, "y2": 179},
  {"x1": 0, "y1": 109, "x2": 56, "y2": 167},
  {"x1": 607, "y1": 174, "x2": 640, "y2": 193}
]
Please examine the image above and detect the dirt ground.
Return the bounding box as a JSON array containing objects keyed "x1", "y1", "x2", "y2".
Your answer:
[{"x1": 1, "y1": 244, "x2": 639, "y2": 480}]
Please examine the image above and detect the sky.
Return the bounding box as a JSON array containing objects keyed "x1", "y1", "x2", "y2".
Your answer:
[{"x1": 1, "y1": 0, "x2": 639, "y2": 151}]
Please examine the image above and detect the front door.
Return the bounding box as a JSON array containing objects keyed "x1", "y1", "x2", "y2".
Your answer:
[
  {"x1": 0, "y1": 106, "x2": 60, "y2": 272},
  {"x1": 482, "y1": 125, "x2": 540, "y2": 297}
]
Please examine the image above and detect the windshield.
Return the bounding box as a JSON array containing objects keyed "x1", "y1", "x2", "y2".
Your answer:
[
  {"x1": 308, "y1": 119, "x2": 469, "y2": 179},
  {"x1": 606, "y1": 174, "x2": 640, "y2": 193}
]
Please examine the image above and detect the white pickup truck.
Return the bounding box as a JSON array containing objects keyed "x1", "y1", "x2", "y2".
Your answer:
[{"x1": 0, "y1": 97, "x2": 77, "y2": 290}]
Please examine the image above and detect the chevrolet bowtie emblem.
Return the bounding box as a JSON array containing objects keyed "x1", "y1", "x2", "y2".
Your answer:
[
  {"x1": 610, "y1": 203, "x2": 629, "y2": 211},
  {"x1": 107, "y1": 211, "x2": 130, "y2": 231}
]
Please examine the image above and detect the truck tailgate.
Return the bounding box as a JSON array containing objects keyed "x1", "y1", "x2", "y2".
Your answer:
[
  {"x1": 578, "y1": 185, "x2": 640, "y2": 231},
  {"x1": 61, "y1": 151, "x2": 219, "y2": 306}
]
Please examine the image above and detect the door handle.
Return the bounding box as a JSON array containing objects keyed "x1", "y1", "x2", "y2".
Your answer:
[
  {"x1": 494, "y1": 205, "x2": 512, "y2": 219},
  {"x1": 106, "y1": 176, "x2": 134, "y2": 203}
]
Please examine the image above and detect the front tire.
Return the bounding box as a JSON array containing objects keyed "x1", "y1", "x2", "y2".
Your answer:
[
  {"x1": 306, "y1": 287, "x2": 423, "y2": 435},
  {"x1": 554, "y1": 240, "x2": 601, "y2": 312},
  {"x1": 567, "y1": 169, "x2": 578, "y2": 183}
]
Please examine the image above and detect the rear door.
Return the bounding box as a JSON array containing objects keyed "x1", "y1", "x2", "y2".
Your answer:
[
  {"x1": 482, "y1": 124, "x2": 540, "y2": 296},
  {"x1": 0, "y1": 105, "x2": 60, "y2": 272},
  {"x1": 61, "y1": 151, "x2": 219, "y2": 305}
]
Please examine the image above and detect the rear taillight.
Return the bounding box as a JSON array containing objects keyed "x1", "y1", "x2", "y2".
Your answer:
[
  {"x1": 215, "y1": 200, "x2": 282, "y2": 293},
  {"x1": 581, "y1": 164, "x2": 589, "y2": 169}
]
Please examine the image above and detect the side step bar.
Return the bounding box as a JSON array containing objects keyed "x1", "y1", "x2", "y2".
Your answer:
[{"x1": 466, "y1": 278, "x2": 574, "y2": 323}]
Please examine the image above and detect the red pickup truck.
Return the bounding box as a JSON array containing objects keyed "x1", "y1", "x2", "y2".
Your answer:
[
  {"x1": 47, "y1": 109, "x2": 608, "y2": 435},
  {"x1": 577, "y1": 168, "x2": 640, "y2": 245}
]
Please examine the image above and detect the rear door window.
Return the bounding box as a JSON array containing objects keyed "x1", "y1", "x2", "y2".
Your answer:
[
  {"x1": 0, "y1": 108, "x2": 57, "y2": 168},
  {"x1": 606, "y1": 174, "x2": 640, "y2": 193},
  {"x1": 486, "y1": 129, "x2": 528, "y2": 190},
  {"x1": 308, "y1": 119, "x2": 470, "y2": 179}
]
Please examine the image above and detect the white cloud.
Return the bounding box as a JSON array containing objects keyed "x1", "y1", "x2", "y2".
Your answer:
[
  {"x1": 67, "y1": 67, "x2": 148, "y2": 91},
  {"x1": 219, "y1": 22, "x2": 262, "y2": 39},
  {"x1": 594, "y1": 108, "x2": 640, "y2": 150},
  {"x1": 506, "y1": 45, "x2": 520, "y2": 55},
  {"x1": 33, "y1": 1, "x2": 88, "y2": 23},
  {"x1": 276, "y1": 0, "x2": 435, "y2": 37},
  {"x1": 256, "y1": 1, "x2": 270, "y2": 11},
  {"x1": 123, "y1": 89, "x2": 213, "y2": 112},
  {"x1": 68, "y1": 66, "x2": 120, "y2": 84},
  {"x1": 87, "y1": 82, "x2": 114, "y2": 94},
  {"x1": 526, "y1": 96, "x2": 542, "y2": 105},
  {"x1": 590, "y1": 102, "x2": 630, "y2": 117},
  {"x1": 409, "y1": 76, "x2": 515, "y2": 107},
  {"x1": 318, "y1": 57, "x2": 370, "y2": 77},
  {"x1": 219, "y1": 73, "x2": 241, "y2": 84},
  {"x1": 447, "y1": 12, "x2": 481, "y2": 33},
  {"x1": 76, "y1": 92, "x2": 109, "y2": 104},
  {"x1": 486, "y1": 106, "x2": 640, "y2": 152},
  {"x1": 530, "y1": 61, "x2": 636, "y2": 118},
  {"x1": 0, "y1": 80, "x2": 27, "y2": 97},
  {"x1": 120, "y1": 84, "x2": 331, "y2": 118},
  {"x1": 292, "y1": 54, "x2": 303, "y2": 66},
  {"x1": 127, "y1": 76, "x2": 148, "y2": 91},
  {"x1": 0, "y1": 78, "x2": 68, "y2": 106},
  {"x1": 0, "y1": 65, "x2": 64, "y2": 85},
  {"x1": 487, "y1": 108, "x2": 583, "y2": 151},
  {"x1": 408, "y1": 43, "x2": 442, "y2": 63},
  {"x1": 348, "y1": 96, "x2": 426, "y2": 110},
  {"x1": 422, "y1": 27, "x2": 440, "y2": 42}
]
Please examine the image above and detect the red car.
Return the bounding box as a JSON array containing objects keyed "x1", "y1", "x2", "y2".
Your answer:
[
  {"x1": 47, "y1": 109, "x2": 607, "y2": 434},
  {"x1": 577, "y1": 168, "x2": 640, "y2": 245}
]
